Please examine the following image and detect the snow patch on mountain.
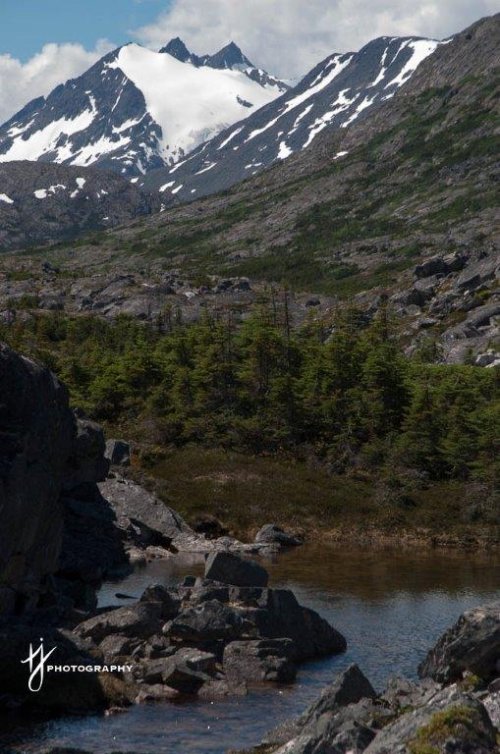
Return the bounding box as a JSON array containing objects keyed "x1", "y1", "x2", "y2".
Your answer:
[
  {"x1": 0, "y1": 107, "x2": 97, "y2": 163},
  {"x1": 245, "y1": 55, "x2": 353, "y2": 145},
  {"x1": 384, "y1": 39, "x2": 440, "y2": 88},
  {"x1": 106, "y1": 45, "x2": 278, "y2": 164}
]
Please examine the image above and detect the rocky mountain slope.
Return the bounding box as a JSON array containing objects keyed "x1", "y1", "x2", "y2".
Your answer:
[
  {"x1": 0, "y1": 14, "x2": 497, "y2": 365},
  {"x1": 108, "y1": 13, "x2": 497, "y2": 366},
  {"x1": 0, "y1": 161, "x2": 159, "y2": 250},
  {"x1": 140, "y1": 34, "x2": 440, "y2": 201},
  {"x1": 0, "y1": 41, "x2": 283, "y2": 178}
]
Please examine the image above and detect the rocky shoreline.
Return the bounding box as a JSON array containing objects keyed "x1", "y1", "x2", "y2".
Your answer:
[
  {"x1": 2, "y1": 342, "x2": 500, "y2": 754},
  {"x1": 0, "y1": 341, "x2": 342, "y2": 719},
  {"x1": 232, "y1": 603, "x2": 500, "y2": 754}
]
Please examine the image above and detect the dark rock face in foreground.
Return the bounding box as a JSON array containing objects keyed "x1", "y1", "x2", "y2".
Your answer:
[
  {"x1": 0, "y1": 343, "x2": 136, "y2": 712},
  {"x1": 0, "y1": 343, "x2": 73, "y2": 613},
  {"x1": 0, "y1": 343, "x2": 112, "y2": 614}
]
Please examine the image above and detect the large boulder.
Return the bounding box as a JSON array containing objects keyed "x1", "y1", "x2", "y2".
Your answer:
[
  {"x1": 135, "y1": 648, "x2": 215, "y2": 693},
  {"x1": 165, "y1": 599, "x2": 250, "y2": 643},
  {"x1": 75, "y1": 603, "x2": 163, "y2": 643},
  {"x1": 204, "y1": 551, "x2": 269, "y2": 587},
  {"x1": 456, "y1": 254, "x2": 499, "y2": 291},
  {"x1": 414, "y1": 256, "x2": 450, "y2": 279},
  {"x1": 263, "y1": 666, "x2": 379, "y2": 752},
  {"x1": 159, "y1": 654, "x2": 211, "y2": 693},
  {"x1": 254, "y1": 524, "x2": 303, "y2": 548},
  {"x1": 234, "y1": 587, "x2": 347, "y2": 661},
  {"x1": 272, "y1": 713, "x2": 376, "y2": 754},
  {"x1": 140, "y1": 584, "x2": 182, "y2": 619},
  {"x1": 98, "y1": 476, "x2": 196, "y2": 551},
  {"x1": 419, "y1": 602, "x2": 500, "y2": 684},
  {"x1": 105, "y1": 439, "x2": 131, "y2": 467},
  {"x1": 297, "y1": 665, "x2": 377, "y2": 727}
]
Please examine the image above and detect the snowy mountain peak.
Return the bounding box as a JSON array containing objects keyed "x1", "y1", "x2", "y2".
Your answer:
[
  {"x1": 160, "y1": 38, "x2": 254, "y2": 70},
  {"x1": 0, "y1": 42, "x2": 285, "y2": 177}
]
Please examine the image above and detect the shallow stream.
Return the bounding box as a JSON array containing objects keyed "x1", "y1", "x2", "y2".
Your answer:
[{"x1": 3, "y1": 544, "x2": 500, "y2": 753}]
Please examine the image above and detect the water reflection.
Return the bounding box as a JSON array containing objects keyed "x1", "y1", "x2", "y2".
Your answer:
[{"x1": 3, "y1": 544, "x2": 500, "y2": 754}]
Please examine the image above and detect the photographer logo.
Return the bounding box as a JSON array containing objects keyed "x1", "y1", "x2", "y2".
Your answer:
[
  {"x1": 21, "y1": 639, "x2": 57, "y2": 693},
  {"x1": 20, "y1": 639, "x2": 133, "y2": 692}
]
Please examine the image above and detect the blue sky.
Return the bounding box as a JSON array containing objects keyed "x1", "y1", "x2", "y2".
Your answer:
[{"x1": 1, "y1": 0, "x2": 172, "y2": 60}]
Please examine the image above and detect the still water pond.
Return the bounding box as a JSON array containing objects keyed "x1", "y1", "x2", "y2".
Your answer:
[{"x1": 4, "y1": 545, "x2": 500, "y2": 753}]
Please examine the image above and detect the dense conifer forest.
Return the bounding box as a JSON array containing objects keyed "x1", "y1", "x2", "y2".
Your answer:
[{"x1": 2, "y1": 299, "x2": 497, "y2": 492}]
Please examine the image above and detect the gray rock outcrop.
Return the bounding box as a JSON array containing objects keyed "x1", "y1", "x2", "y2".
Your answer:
[
  {"x1": 418, "y1": 602, "x2": 500, "y2": 684},
  {"x1": 255, "y1": 524, "x2": 303, "y2": 548},
  {"x1": 364, "y1": 687, "x2": 496, "y2": 754},
  {"x1": 105, "y1": 439, "x2": 131, "y2": 467}
]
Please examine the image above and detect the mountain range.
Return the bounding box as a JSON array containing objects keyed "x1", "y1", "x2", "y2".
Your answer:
[
  {"x1": 140, "y1": 35, "x2": 440, "y2": 200},
  {"x1": 0, "y1": 12, "x2": 497, "y2": 373},
  {"x1": 9, "y1": 11, "x2": 488, "y2": 366},
  {"x1": 0, "y1": 30, "x2": 441, "y2": 193},
  {"x1": 0, "y1": 40, "x2": 285, "y2": 178}
]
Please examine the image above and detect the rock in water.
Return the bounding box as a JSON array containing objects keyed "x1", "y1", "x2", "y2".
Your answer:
[
  {"x1": 75, "y1": 603, "x2": 163, "y2": 643},
  {"x1": 255, "y1": 524, "x2": 303, "y2": 547},
  {"x1": 297, "y1": 664, "x2": 377, "y2": 726},
  {"x1": 223, "y1": 639, "x2": 297, "y2": 684},
  {"x1": 418, "y1": 601, "x2": 500, "y2": 683},
  {"x1": 261, "y1": 665, "x2": 378, "y2": 752},
  {"x1": 204, "y1": 551, "x2": 269, "y2": 587},
  {"x1": 165, "y1": 599, "x2": 248, "y2": 642}
]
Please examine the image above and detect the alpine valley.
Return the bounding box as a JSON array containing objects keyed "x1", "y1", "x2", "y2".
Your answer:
[
  {"x1": 0, "y1": 10, "x2": 500, "y2": 754},
  {"x1": 0, "y1": 13, "x2": 496, "y2": 364}
]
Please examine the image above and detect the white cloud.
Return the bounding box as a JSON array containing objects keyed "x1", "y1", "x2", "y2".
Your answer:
[
  {"x1": 0, "y1": 39, "x2": 115, "y2": 123},
  {"x1": 133, "y1": 0, "x2": 499, "y2": 80}
]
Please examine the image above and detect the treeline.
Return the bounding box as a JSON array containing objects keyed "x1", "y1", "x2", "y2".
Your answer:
[{"x1": 1, "y1": 303, "x2": 498, "y2": 483}]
